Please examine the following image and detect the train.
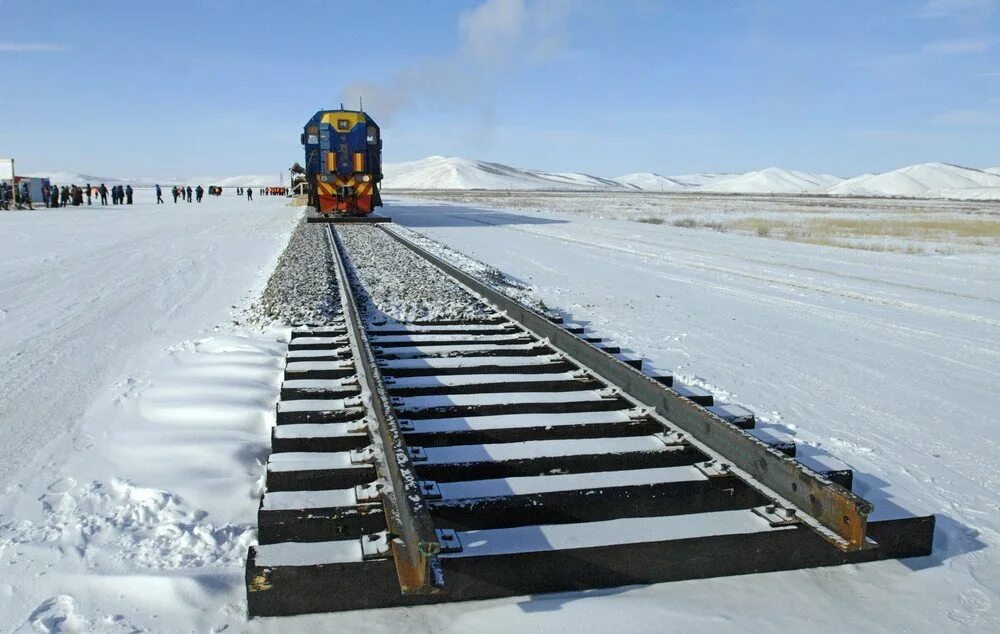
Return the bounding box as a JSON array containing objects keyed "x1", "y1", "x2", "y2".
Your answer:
[{"x1": 302, "y1": 108, "x2": 383, "y2": 216}]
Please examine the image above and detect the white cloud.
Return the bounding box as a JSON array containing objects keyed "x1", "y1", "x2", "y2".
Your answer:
[
  {"x1": 0, "y1": 42, "x2": 65, "y2": 53},
  {"x1": 922, "y1": 37, "x2": 992, "y2": 54},
  {"x1": 916, "y1": 0, "x2": 997, "y2": 21},
  {"x1": 340, "y1": 0, "x2": 579, "y2": 121},
  {"x1": 931, "y1": 108, "x2": 1000, "y2": 125}
]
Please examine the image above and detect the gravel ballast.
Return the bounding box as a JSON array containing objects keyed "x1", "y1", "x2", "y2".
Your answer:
[
  {"x1": 254, "y1": 218, "x2": 342, "y2": 325},
  {"x1": 335, "y1": 225, "x2": 491, "y2": 322}
]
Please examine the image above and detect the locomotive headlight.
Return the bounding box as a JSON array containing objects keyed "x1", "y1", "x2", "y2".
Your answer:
[
  {"x1": 320, "y1": 175, "x2": 328, "y2": 182},
  {"x1": 362, "y1": 174, "x2": 371, "y2": 182}
]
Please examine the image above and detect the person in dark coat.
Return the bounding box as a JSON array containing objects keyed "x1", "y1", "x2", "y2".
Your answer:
[
  {"x1": 172, "y1": 186, "x2": 179, "y2": 203},
  {"x1": 85, "y1": 183, "x2": 92, "y2": 205},
  {"x1": 156, "y1": 184, "x2": 163, "y2": 204},
  {"x1": 20, "y1": 182, "x2": 34, "y2": 209},
  {"x1": 99, "y1": 183, "x2": 108, "y2": 205},
  {"x1": 111, "y1": 185, "x2": 117, "y2": 205},
  {"x1": 125, "y1": 185, "x2": 134, "y2": 204},
  {"x1": 59, "y1": 186, "x2": 69, "y2": 207},
  {"x1": 0, "y1": 183, "x2": 8, "y2": 210},
  {"x1": 195, "y1": 185, "x2": 204, "y2": 202},
  {"x1": 42, "y1": 184, "x2": 51, "y2": 207},
  {"x1": 186, "y1": 185, "x2": 192, "y2": 202},
  {"x1": 247, "y1": 186, "x2": 253, "y2": 200},
  {"x1": 49, "y1": 184, "x2": 59, "y2": 208},
  {"x1": 75, "y1": 186, "x2": 84, "y2": 205}
]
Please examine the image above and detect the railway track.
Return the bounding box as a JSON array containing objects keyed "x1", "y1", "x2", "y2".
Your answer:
[{"x1": 245, "y1": 222, "x2": 934, "y2": 617}]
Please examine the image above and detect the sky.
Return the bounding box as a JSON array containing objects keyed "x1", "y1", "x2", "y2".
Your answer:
[{"x1": 1, "y1": 0, "x2": 998, "y2": 179}]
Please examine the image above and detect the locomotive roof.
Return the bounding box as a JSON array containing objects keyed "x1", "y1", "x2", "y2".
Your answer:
[{"x1": 307, "y1": 109, "x2": 380, "y2": 128}]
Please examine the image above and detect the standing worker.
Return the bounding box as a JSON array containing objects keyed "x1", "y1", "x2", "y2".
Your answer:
[
  {"x1": 172, "y1": 186, "x2": 179, "y2": 203},
  {"x1": 51, "y1": 184, "x2": 60, "y2": 208},
  {"x1": 195, "y1": 185, "x2": 204, "y2": 202},
  {"x1": 85, "y1": 183, "x2": 92, "y2": 205},
  {"x1": 125, "y1": 184, "x2": 134, "y2": 205},
  {"x1": 61, "y1": 186, "x2": 70, "y2": 207},
  {"x1": 99, "y1": 183, "x2": 109, "y2": 205},
  {"x1": 156, "y1": 184, "x2": 163, "y2": 204},
  {"x1": 42, "y1": 183, "x2": 51, "y2": 207},
  {"x1": 247, "y1": 186, "x2": 253, "y2": 201},
  {"x1": 186, "y1": 185, "x2": 192, "y2": 202},
  {"x1": 0, "y1": 182, "x2": 8, "y2": 210},
  {"x1": 20, "y1": 182, "x2": 34, "y2": 210}
]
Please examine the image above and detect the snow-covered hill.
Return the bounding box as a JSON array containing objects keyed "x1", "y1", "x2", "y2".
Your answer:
[
  {"x1": 703, "y1": 167, "x2": 843, "y2": 194},
  {"x1": 382, "y1": 156, "x2": 621, "y2": 190},
  {"x1": 614, "y1": 173, "x2": 688, "y2": 191},
  {"x1": 826, "y1": 163, "x2": 1000, "y2": 198}
]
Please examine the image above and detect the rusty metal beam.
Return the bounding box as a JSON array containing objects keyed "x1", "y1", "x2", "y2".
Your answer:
[
  {"x1": 381, "y1": 225, "x2": 873, "y2": 552},
  {"x1": 327, "y1": 226, "x2": 444, "y2": 592}
]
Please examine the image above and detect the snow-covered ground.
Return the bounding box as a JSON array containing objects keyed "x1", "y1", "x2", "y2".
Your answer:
[
  {"x1": 377, "y1": 195, "x2": 1000, "y2": 631},
  {"x1": 390, "y1": 189, "x2": 1000, "y2": 254},
  {"x1": 1, "y1": 191, "x2": 998, "y2": 630},
  {"x1": 0, "y1": 195, "x2": 300, "y2": 630}
]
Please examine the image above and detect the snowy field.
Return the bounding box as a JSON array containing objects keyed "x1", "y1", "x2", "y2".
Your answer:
[
  {"x1": 1, "y1": 191, "x2": 998, "y2": 631},
  {"x1": 390, "y1": 189, "x2": 1000, "y2": 254}
]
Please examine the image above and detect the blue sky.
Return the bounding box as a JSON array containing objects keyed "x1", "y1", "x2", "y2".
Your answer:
[{"x1": 2, "y1": 0, "x2": 998, "y2": 178}]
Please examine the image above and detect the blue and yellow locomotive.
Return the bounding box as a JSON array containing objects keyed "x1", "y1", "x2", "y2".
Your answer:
[{"x1": 302, "y1": 108, "x2": 382, "y2": 215}]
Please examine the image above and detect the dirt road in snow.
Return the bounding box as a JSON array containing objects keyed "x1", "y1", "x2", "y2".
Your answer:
[{"x1": 0, "y1": 196, "x2": 300, "y2": 491}]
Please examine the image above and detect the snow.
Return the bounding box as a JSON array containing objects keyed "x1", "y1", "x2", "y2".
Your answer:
[
  {"x1": 254, "y1": 538, "x2": 362, "y2": 566},
  {"x1": 2, "y1": 185, "x2": 999, "y2": 629},
  {"x1": 385, "y1": 156, "x2": 1000, "y2": 199},
  {"x1": 614, "y1": 172, "x2": 688, "y2": 191},
  {"x1": 420, "y1": 436, "x2": 675, "y2": 464},
  {"x1": 0, "y1": 195, "x2": 302, "y2": 631},
  {"x1": 437, "y1": 466, "x2": 704, "y2": 500},
  {"x1": 826, "y1": 162, "x2": 1000, "y2": 198},
  {"x1": 409, "y1": 410, "x2": 636, "y2": 434},
  {"x1": 266, "y1": 451, "x2": 353, "y2": 472},
  {"x1": 260, "y1": 488, "x2": 357, "y2": 511},
  {"x1": 383, "y1": 156, "x2": 624, "y2": 191},
  {"x1": 448, "y1": 510, "x2": 778, "y2": 558},
  {"x1": 399, "y1": 389, "x2": 611, "y2": 410},
  {"x1": 378, "y1": 194, "x2": 1000, "y2": 629},
  {"x1": 704, "y1": 167, "x2": 843, "y2": 193}
]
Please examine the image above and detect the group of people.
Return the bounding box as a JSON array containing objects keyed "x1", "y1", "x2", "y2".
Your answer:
[
  {"x1": 3, "y1": 181, "x2": 275, "y2": 211},
  {"x1": 106, "y1": 184, "x2": 133, "y2": 205},
  {"x1": 236, "y1": 187, "x2": 286, "y2": 197},
  {"x1": 45, "y1": 183, "x2": 91, "y2": 206},
  {"x1": 0, "y1": 182, "x2": 35, "y2": 210},
  {"x1": 167, "y1": 185, "x2": 205, "y2": 203}
]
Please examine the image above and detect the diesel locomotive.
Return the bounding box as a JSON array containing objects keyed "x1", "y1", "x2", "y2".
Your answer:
[{"x1": 301, "y1": 108, "x2": 383, "y2": 215}]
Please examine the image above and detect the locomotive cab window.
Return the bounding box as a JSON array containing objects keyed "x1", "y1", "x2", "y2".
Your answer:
[
  {"x1": 366, "y1": 127, "x2": 379, "y2": 145},
  {"x1": 337, "y1": 119, "x2": 350, "y2": 130}
]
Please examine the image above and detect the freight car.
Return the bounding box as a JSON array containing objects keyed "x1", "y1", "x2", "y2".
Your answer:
[{"x1": 302, "y1": 108, "x2": 382, "y2": 216}]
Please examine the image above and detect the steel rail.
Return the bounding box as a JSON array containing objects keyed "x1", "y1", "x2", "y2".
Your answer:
[
  {"x1": 325, "y1": 225, "x2": 445, "y2": 593},
  {"x1": 378, "y1": 224, "x2": 873, "y2": 552}
]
